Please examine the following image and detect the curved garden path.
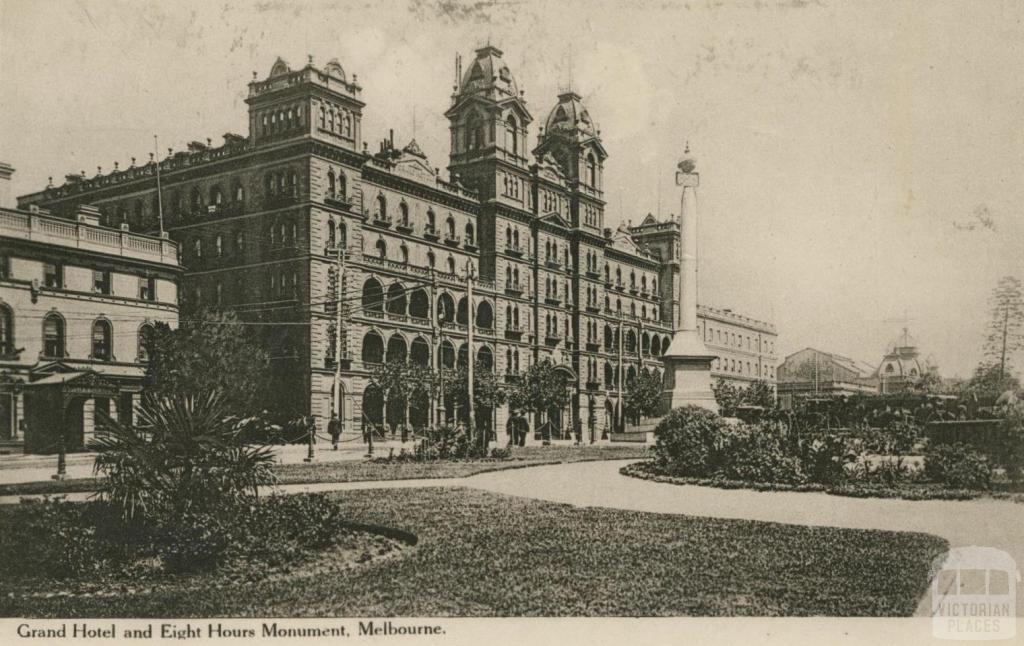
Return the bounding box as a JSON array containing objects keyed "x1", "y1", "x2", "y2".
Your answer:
[{"x1": 5, "y1": 458, "x2": 1022, "y2": 616}]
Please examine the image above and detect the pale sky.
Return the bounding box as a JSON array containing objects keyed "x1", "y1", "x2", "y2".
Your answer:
[{"x1": 2, "y1": 0, "x2": 1022, "y2": 378}]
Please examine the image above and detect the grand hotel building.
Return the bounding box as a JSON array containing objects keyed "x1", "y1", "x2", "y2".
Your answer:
[{"x1": 17, "y1": 46, "x2": 776, "y2": 442}]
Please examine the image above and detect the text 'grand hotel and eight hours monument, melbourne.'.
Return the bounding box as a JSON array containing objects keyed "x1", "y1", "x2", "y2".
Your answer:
[{"x1": 16, "y1": 45, "x2": 777, "y2": 443}]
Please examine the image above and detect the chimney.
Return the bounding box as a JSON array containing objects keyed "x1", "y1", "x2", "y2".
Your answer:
[{"x1": 0, "y1": 162, "x2": 14, "y2": 208}]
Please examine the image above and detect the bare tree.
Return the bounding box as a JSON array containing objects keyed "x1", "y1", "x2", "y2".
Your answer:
[{"x1": 983, "y1": 276, "x2": 1024, "y2": 382}]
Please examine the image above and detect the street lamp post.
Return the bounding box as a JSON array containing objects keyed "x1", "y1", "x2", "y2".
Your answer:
[{"x1": 465, "y1": 259, "x2": 477, "y2": 448}]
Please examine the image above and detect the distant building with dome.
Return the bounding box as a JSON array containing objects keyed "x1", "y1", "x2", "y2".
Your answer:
[
  {"x1": 875, "y1": 328, "x2": 924, "y2": 395},
  {"x1": 15, "y1": 44, "x2": 777, "y2": 446}
]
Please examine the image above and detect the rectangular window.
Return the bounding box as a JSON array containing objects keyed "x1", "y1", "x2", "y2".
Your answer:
[
  {"x1": 44, "y1": 262, "x2": 62, "y2": 288},
  {"x1": 139, "y1": 276, "x2": 155, "y2": 301},
  {"x1": 93, "y1": 269, "x2": 111, "y2": 294}
]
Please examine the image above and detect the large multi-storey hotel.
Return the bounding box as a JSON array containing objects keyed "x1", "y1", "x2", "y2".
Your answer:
[{"x1": 16, "y1": 46, "x2": 776, "y2": 443}]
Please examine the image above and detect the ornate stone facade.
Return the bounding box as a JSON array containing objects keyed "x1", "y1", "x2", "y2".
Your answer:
[{"x1": 17, "y1": 46, "x2": 776, "y2": 443}]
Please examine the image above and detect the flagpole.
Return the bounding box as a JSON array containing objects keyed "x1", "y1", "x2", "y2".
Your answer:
[{"x1": 154, "y1": 135, "x2": 165, "y2": 235}]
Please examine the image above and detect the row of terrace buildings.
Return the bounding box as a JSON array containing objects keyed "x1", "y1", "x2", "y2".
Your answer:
[{"x1": 8, "y1": 46, "x2": 776, "y2": 447}]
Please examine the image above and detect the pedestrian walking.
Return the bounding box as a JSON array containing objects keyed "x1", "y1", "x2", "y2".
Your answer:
[
  {"x1": 328, "y1": 414, "x2": 341, "y2": 451},
  {"x1": 505, "y1": 411, "x2": 517, "y2": 447}
]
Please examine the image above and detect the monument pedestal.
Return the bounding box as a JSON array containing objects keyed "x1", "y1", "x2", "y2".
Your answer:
[{"x1": 661, "y1": 331, "x2": 718, "y2": 414}]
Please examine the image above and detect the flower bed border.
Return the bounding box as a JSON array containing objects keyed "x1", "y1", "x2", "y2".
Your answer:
[{"x1": 620, "y1": 461, "x2": 1024, "y2": 502}]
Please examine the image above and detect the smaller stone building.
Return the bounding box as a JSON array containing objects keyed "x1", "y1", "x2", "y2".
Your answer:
[{"x1": 0, "y1": 170, "x2": 180, "y2": 452}]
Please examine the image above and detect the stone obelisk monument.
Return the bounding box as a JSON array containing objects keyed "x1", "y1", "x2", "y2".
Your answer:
[{"x1": 661, "y1": 148, "x2": 719, "y2": 413}]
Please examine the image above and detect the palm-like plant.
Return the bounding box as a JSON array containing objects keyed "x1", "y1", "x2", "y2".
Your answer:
[{"x1": 89, "y1": 391, "x2": 277, "y2": 521}]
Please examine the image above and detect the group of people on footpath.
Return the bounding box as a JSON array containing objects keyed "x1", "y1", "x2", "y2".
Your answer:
[{"x1": 505, "y1": 410, "x2": 530, "y2": 447}]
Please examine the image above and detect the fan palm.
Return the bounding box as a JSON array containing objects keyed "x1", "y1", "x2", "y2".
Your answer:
[{"x1": 89, "y1": 390, "x2": 277, "y2": 521}]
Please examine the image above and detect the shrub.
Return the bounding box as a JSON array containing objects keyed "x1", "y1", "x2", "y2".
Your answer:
[
  {"x1": 852, "y1": 456, "x2": 914, "y2": 487},
  {"x1": 653, "y1": 406, "x2": 730, "y2": 476},
  {"x1": 718, "y1": 425, "x2": 804, "y2": 484},
  {"x1": 490, "y1": 447, "x2": 512, "y2": 460},
  {"x1": 923, "y1": 443, "x2": 992, "y2": 490},
  {"x1": 794, "y1": 433, "x2": 859, "y2": 485}
]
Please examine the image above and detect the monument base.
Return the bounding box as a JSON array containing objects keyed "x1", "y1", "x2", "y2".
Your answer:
[{"x1": 661, "y1": 353, "x2": 719, "y2": 414}]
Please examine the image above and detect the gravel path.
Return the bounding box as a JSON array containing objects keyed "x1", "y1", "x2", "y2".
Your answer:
[{"x1": 6, "y1": 458, "x2": 1021, "y2": 617}]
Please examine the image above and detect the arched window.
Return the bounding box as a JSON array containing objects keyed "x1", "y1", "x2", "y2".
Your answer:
[
  {"x1": 92, "y1": 319, "x2": 113, "y2": 361},
  {"x1": 375, "y1": 239, "x2": 387, "y2": 259},
  {"x1": 362, "y1": 278, "x2": 384, "y2": 312},
  {"x1": 361, "y1": 331, "x2": 384, "y2": 365},
  {"x1": 0, "y1": 304, "x2": 13, "y2": 355},
  {"x1": 400, "y1": 245, "x2": 409, "y2": 264},
  {"x1": 427, "y1": 250, "x2": 435, "y2": 269},
  {"x1": 210, "y1": 185, "x2": 223, "y2": 206},
  {"x1": 505, "y1": 227, "x2": 512, "y2": 248},
  {"x1": 138, "y1": 323, "x2": 154, "y2": 363},
  {"x1": 337, "y1": 173, "x2": 347, "y2": 200},
  {"x1": 476, "y1": 301, "x2": 494, "y2": 329},
  {"x1": 426, "y1": 209, "x2": 436, "y2": 234},
  {"x1": 43, "y1": 313, "x2": 64, "y2": 358},
  {"x1": 400, "y1": 202, "x2": 410, "y2": 226},
  {"x1": 586, "y1": 153, "x2": 597, "y2": 187},
  {"x1": 319, "y1": 106, "x2": 326, "y2": 129},
  {"x1": 327, "y1": 218, "x2": 336, "y2": 249},
  {"x1": 465, "y1": 222, "x2": 475, "y2": 245},
  {"x1": 327, "y1": 171, "x2": 336, "y2": 198},
  {"x1": 513, "y1": 229, "x2": 519, "y2": 247},
  {"x1": 446, "y1": 216, "x2": 456, "y2": 240},
  {"x1": 447, "y1": 256, "x2": 456, "y2": 274},
  {"x1": 193, "y1": 238, "x2": 202, "y2": 258},
  {"x1": 233, "y1": 180, "x2": 244, "y2": 203},
  {"x1": 339, "y1": 222, "x2": 347, "y2": 247},
  {"x1": 376, "y1": 194, "x2": 387, "y2": 220},
  {"x1": 288, "y1": 171, "x2": 298, "y2": 196},
  {"x1": 327, "y1": 109, "x2": 335, "y2": 131},
  {"x1": 190, "y1": 186, "x2": 202, "y2": 213},
  {"x1": 467, "y1": 113, "x2": 483, "y2": 150},
  {"x1": 506, "y1": 114, "x2": 518, "y2": 156},
  {"x1": 478, "y1": 345, "x2": 494, "y2": 372}
]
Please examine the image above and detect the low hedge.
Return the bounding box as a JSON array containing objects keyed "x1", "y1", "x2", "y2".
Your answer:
[{"x1": 620, "y1": 461, "x2": 1000, "y2": 501}]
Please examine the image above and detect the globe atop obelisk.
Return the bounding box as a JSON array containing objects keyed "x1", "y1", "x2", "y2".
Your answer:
[{"x1": 661, "y1": 145, "x2": 719, "y2": 412}]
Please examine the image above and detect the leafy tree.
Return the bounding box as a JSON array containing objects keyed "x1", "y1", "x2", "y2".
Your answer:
[
  {"x1": 370, "y1": 359, "x2": 413, "y2": 427},
  {"x1": 712, "y1": 378, "x2": 744, "y2": 416},
  {"x1": 743, "y1": 380, "x2": 777, "y2": 409},
  {"x1": 442, "y1": 360, "x2": 506, "y2": 447},
  {"x1": 624, "y1": 368, "x2": 663, "y2": 420},
  {"x1": 961, "y1": 362, "x2": 1021, "y2": 401},
  {"x1": 912, "y1": 361, "x2": 945, "y2": 394},
  {"x1": 508, "y1": 359, "x2": 572, "y2": 416},
  {"x1": 443, "y1": 360, "x2": 507, "y2": 415},
  {"x1": 144, "y1": 309, "x2": 271, "y2": 416},
  {"x1": 983, "y1": 276, "x2": 1024, "y2": 382}
]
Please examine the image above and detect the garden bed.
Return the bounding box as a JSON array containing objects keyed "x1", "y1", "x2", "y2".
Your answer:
[
  {"x1": 0, "y1": 497, "x2": 416, "y2": 609},
  {"x1": 0, "y1": 487, "x2": 947, "y2": 617},
  {"x1": 621, "y1": 461, "x2": 1024, "y2": 502}
]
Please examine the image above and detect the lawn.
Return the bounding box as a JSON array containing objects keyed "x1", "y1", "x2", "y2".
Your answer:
[
  {"x1": 0, "y1": 445, "x2": 652, "y2": 497},
  {"x1": 0, "y1": 486, "x2": 947, "y2": 617}
]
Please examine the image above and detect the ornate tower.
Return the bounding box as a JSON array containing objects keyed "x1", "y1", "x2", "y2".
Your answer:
[
  {"x1": 445, "y1": 46, "x2": 533, "y2": 200},
  {"x1": 246, "y1": 56, "x2": 364, "y2": 152}
]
